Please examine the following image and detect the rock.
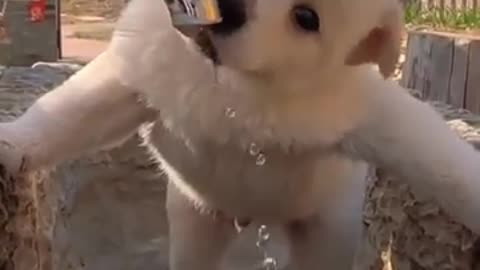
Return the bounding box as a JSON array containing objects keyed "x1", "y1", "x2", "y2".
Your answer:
[{"x1": 356, "y1": 101, "x2": 480, "y2": 270}]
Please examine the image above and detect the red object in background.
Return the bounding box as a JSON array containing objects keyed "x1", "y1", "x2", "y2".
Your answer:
[{"x1": 28, "y1": 0, "x2": 46, "y2": 22}]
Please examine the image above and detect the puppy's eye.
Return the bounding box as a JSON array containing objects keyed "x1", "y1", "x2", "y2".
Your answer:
[{"x1": 292, "y1": 5, "x2": 319, "y2": 32}]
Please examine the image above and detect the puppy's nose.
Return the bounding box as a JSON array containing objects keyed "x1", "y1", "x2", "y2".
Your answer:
[{"x1": 166, "y1": 0, "x2": 223, "y2": 25}]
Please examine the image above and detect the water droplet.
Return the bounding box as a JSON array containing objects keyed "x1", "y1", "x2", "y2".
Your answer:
[
  {"x1": 258, "y1": 225, "x2": 267, "y2": 234},
  {"x1": 255, "y1": 153, "x2": 266, "y2": 166},
  {"x1": 261, "y1": 232, "x2": 270, "y2": 241},
  {"x1": 224, "y1": 107, "x2": 236, "y2": 118},
  {"x1": 258, "y1": 227, "x2": 270, "y2": 242},
  {"x1": 249, "y1": 142, "x2": 260, "y2": 156},
  {"x1": 262, "y1": 257, "x2": 277, "y2": 270},
  {"x1": 256, "y1": 224, "x2": 270, "y2": 248}
]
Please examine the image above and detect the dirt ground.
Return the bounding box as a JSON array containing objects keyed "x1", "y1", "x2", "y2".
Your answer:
[
  {"x1": 61, "y1": 22, "x2": 110, "y2": 63},
  {"x1": 61, "y1": 0, "x2": 125, "y2": 19},
  {"x1": 59, "y1": 0, "x2": 118, "y2": 63}
]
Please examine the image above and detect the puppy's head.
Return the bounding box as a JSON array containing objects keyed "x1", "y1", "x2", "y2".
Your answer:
[{"x1": 202, "y1": 0, "x2": 403, "y2": 78}]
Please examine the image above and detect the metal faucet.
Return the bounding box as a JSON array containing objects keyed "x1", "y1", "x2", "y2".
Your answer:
[{"x1": 166, "y1": 0, "x2": 222, "y2": 26}]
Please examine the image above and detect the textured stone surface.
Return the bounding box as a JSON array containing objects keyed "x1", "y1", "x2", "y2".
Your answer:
[
  {"x1": 0, "y1": 63, "x2": 80, "y2": 270},
  {"x1": 357, "y1": 99, "x2": 480, "y2": 270}
]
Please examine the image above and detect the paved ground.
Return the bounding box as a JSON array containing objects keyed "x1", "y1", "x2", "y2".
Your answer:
[
  {"x1": 61, "y1": 22, "x2": 110, "y2": 63},
  {"x1": 61, "y1": 35, "x2": 107, "y2": 63}
]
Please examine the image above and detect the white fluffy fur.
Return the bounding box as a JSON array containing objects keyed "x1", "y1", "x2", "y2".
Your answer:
[{"x1": 0, "y1": 0, "x2": 480, "y2": 269}]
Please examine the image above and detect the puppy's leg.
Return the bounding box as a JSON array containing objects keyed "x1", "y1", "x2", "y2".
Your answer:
[
  {"x1": 286, "y1": 166, "x2": 367, "y2": 270},
  {"x1": 0, "y1": 51, "x2": 157, "y2": 174},
  {"x1": 344, "y1": 76, "x2": 480, "y2": 235},
  {"x1": 0, "y1": 0, "x2": 215, "y2": 174},
  {"x1": 286, "y1": 215, "x2": 361, "y2": 270},
  {"x1": 166, "y1": 182, "x2": 236, "y2": 270}
]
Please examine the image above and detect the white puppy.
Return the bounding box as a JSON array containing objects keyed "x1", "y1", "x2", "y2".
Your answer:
[{"x1": 1, "y1": 0, "x2": 480, "y2": 269}]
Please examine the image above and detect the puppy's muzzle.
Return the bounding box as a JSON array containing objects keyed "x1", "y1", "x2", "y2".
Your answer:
[{"x1": 166, "y1": 0, "x2": 222, "y2": 26}]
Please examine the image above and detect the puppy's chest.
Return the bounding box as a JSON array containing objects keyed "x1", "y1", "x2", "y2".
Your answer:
[
  {"x1": 140, "y1": 81, "x2": 364, "y2": 218},
  {"x1": 142, "y1": 121, "x2": 354, "y2": 220}
]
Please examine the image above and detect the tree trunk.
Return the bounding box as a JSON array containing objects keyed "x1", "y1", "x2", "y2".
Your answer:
[
  {"x1": 355, "y1": 97, "x2": 480, "y2": 270},
  {"x1": 401, "y1": 30, "x2": 480, "y2": 113}
]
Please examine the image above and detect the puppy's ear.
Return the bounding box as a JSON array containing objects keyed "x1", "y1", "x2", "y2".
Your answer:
[{"x1": 345, "y1": 5, "x2": 403, "y2": 78}]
